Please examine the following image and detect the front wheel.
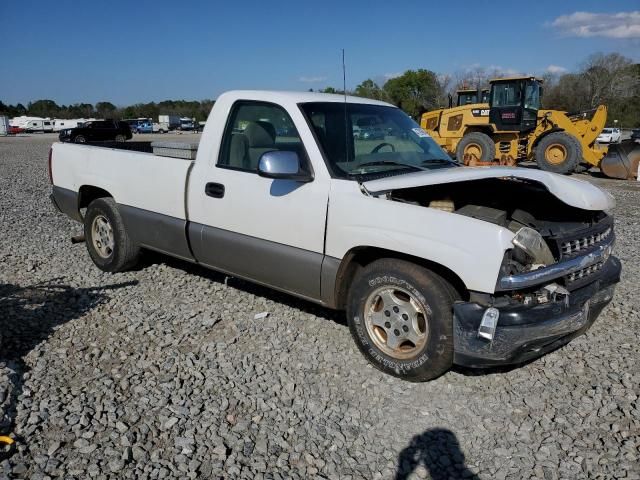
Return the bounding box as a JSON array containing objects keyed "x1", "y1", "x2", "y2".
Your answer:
[
  {"x1": 115, "y1": 134, "x2": 126, "y2": 142},
  {"x1": 346, "y1": 259, "x2": 458, "y2": 382},
  {"x1": 455, "y1": 132, "x2": 496, "y2": 163},
  {"x1": 535, "y1": 132, "x2": 581, "y2": 174},
  {"x1": 74, "y1": 135, "x2": 86, "y2": 143},
  {"x1": 84, "y1": 197, "x2": 140, "y2": 272}
]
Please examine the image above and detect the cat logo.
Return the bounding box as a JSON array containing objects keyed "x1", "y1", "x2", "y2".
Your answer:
[{"x1": 471, "y1": 109, "x2": 489, "y2": 117}]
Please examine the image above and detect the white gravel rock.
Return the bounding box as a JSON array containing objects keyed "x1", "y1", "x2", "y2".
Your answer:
[{"x1": 0, "y1": 134, "x2": 639, "y2": 478}]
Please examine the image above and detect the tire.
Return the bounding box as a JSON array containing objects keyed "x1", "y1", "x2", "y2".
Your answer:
[
  {"x1": 346, "y1": 258, "x2": 458, "y2": 382},
  {"x1": 74, "y1": 135, "x2": 86, "y2": 144},
  {"x1": 115, "y1": 134, "x2": 126, "y2": 142},
  {"x1": 84, "y1": 197, "x2": 140, "y2": 272},
  {"x1": 535, "y1": 132, "x2": 581, "y2": 174},
  {"x1": 455, "y1": 132, "x2": 496, "y2": 163}
]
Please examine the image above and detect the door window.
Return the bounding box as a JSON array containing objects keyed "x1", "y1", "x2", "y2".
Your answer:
[{"x1": 218, "y1": 101, "x2": 303, "y2": 172}]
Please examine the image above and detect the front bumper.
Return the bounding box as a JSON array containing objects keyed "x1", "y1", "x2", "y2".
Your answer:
[{"x1": 453, "y1": 255, "x2": 621, "y2": 367}]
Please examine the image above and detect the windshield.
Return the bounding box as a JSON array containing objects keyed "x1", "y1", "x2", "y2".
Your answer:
[
  {"x1": 601, "y1": 129, "x2": 612, "y2": 134},
  {"x1": 299, "y1": 102, "x2": 455, "y2": 179}
]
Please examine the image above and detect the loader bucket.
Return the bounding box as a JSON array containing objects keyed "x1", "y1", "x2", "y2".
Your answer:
[{"x1": 599, "y1": 140, "x2": 640, "y2": 180}]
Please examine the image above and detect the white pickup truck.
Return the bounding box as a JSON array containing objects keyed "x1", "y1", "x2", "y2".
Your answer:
[{"x1": 49, "y1": 90, "x2": 621, "y2": 381}]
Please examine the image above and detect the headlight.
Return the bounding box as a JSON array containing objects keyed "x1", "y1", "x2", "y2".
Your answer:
[{"x1": 511, "y1": 227, "x2": 555, "y2": 267}]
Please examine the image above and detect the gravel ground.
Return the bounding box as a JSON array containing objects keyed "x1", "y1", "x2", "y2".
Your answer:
[{"x1": 1, "y1": 134, "x2": 639, "y2": 479}]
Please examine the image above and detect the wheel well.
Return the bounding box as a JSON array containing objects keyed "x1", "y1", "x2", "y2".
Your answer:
[
  {"x1": 78, "y1": 185, "x2": 112, "y2": 210},
  {"x1": 333, "y1": 247, "x2": 468, "y2": 310},
  {"x1": 463, "y1": 126, "x2": 494, "y2": 137}
]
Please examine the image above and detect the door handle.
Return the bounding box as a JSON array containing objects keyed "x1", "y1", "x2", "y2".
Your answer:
[{"x1": 205, "y1": 182, "x2": 225, "y2": 198}]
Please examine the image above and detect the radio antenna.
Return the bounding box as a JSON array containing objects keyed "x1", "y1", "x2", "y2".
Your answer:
[
  {"x1": 342, "y1": 48, "x2": 347, "y2": 101},
  {"x1": 342, "y1": 48, "x2": 349, "y2": 162}
]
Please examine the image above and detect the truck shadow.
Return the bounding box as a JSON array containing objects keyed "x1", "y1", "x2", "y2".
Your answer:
[
  {"x1": 139, "y1": 252, "x2": 347, "y2": 326},
  {"x1": 0, "y1": 279, "x2": 136, "y2": 456},
  {"x1": 395, "y1": 428, "x2": 479, "y2": 480}
]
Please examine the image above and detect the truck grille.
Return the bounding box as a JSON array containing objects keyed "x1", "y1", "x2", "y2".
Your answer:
[
  {"x1": 548, "y1": 216, "x2": 614, "y2": 290},
  {"x1": 566, "y1": 260, "x2": 605, "y2": 284},
  {"x1": 560, "y1": 227, "x2": 612, "y2": 257},
  {"x1": 550, "y1": 216, "x2": 613, "y2": 261}
]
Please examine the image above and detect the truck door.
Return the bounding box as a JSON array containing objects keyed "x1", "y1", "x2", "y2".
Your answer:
[{"x1": 187, "y1": 100, "x2": 329, "y2": 301}]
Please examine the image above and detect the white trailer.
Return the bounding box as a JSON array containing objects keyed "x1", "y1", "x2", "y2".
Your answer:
[
  {"x1": 10, "y1": 116, "x2": 54, "y2": 132},
  {"x1": 53, "y1": 119, "x2": 95, "y2": 132}
]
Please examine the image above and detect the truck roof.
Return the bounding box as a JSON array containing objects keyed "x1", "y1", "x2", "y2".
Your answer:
[{"x1": 218, "y1": 90, "x2": 395, "y2": 107}]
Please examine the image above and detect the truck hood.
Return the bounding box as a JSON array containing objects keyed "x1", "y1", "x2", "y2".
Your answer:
[{"x1": 362, "y1": 166, "x2": 615, "y2": 211}]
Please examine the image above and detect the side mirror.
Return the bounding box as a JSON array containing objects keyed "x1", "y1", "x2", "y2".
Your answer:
[{"x1": 257, "y1": 151, "x2": 313, "y2": 183}]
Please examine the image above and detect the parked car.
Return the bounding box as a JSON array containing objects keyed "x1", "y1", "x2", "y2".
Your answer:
[
  {"x1": 58, "y1": 120, "x2": 133, "y2": 143},
  {"x1": 631, "y1": 129, "x2": 640, "y2": 144},
  {"x1": 134, "y1": 122, "x2": 169, "y2": 134},
  {"x1": 133, "y1": 122, "x2": 152, "y2": 134},
  {"x1": 597, "y1": 128, "x2": 621, "y2": 144},
  {"x1": 49, "y1": 90, "x2": 620, "y2": 381},
  {"x1": 8, "y1": 125, "x2": 24, "y2": 134}
]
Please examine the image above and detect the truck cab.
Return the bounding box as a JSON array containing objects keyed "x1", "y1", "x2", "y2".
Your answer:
[{"x1": 489, "y1": 77, "x2": 542, "y2": 132}]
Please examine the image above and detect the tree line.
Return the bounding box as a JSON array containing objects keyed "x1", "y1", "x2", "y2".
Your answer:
[
  {"x1": 1, "y1": 52, "x2": 638, "y2": 127},
  {"x1": 321, "y1": 52, "x2": 640, "y2": 127},
  {"x1": 0, "y1": 99, "x2": 215, "y2": 122}
]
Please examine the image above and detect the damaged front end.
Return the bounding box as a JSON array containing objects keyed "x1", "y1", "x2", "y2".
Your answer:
[
  {"x1": 380, "y1": 176, "x2": 622, "y2": 367},
  {"x1": 453, "y1": 257, "x2": 620, "y2": 367}
]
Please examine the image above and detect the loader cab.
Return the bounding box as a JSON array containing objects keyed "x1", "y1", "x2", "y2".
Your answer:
[
  {"x1": 489, "y1": 77, "x2": 542, "y2": 132},
  {"x1": 456, "y1": 89, "x2": 489, "y2": 107}
]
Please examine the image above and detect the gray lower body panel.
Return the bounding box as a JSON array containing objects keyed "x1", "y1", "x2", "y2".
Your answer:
[
  {"x1": 190, "y1": 223, "x2": 324, "y2": 301},
  {"x1": 320, "y1": 256, "x2": 341, "y2": 308},
  {"x1": 118, "y1": 205, "x2": 194, "y2": 261},
  {"x1": 52, "y1": 190, "x2": 341, "y2": 306},
  {"x1": 50, "y1": 186, "x2": 81, "y2": 222}
]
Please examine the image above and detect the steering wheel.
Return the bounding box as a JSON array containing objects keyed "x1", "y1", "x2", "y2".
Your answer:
[{"x1": 371, "y1": 142, "x2": 396, "y2": 154}]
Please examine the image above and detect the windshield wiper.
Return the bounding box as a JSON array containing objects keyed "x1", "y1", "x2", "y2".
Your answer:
[
  {"x1": 421, "y1": 158, "x2": 459, "y2": 166},
  {"x1": 351, "y1": 160, "x2": 426, "y2": 173}
]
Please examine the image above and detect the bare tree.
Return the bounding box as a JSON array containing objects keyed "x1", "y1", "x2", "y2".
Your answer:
[{"x1": 581, "y1": 53, "x2": 636, "y2": 108}]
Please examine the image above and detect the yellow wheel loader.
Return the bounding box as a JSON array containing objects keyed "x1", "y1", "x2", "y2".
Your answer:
[
  {"x1": 452, "y1": 88, "x2": 489, "y2": 107},
  {"x1": 421, "y1": 77, "x2": 637, "y2": 178}
]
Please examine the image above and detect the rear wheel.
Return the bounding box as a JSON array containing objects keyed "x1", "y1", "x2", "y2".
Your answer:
[
  {"x1": 115, "y1": 134, "x2": 126, "y2": 142},
  {"x1": 84, "y1": 197, "x2": 140, "y2": 272},
  {"x1": 456, "y1": 132, "x2": 496, "y2": 163},
  {"x1": 535, "y1": 132, "x2": 581, "y2": 174},
  {"x1": 346, "y1": 259, "x2": 458, "y2": 382}
]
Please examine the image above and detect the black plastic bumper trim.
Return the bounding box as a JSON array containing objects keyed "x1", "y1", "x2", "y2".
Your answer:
[{"x1": 453, "y1": 255, "x2": 621, "y2": 368}]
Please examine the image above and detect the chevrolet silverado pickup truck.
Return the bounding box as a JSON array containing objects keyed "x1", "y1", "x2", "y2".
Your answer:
[{"x1": 49, "y1": 90, "x2": 621, "y2": 381}]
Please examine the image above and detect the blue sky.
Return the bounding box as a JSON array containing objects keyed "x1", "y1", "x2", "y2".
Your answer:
[{"x1": 2, "y1": 0, "x2": 638, "y2": 105}]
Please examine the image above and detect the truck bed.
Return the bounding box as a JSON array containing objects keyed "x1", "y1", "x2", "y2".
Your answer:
[
  {"x1": 51, "y1": 141, "x2": 193, "y2": 221},
  {"x1": 85, "y1": 141, "x2": 156, "y2": 153}
]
